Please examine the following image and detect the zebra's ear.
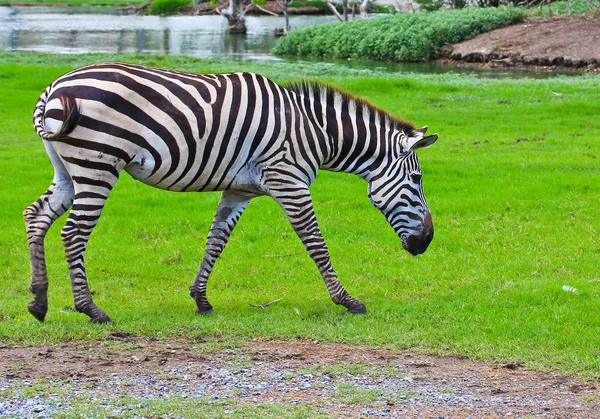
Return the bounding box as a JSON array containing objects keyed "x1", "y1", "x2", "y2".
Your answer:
[
  {"x1": 411, "y1": 134, "x2": 438, "y2": 151},
  {"x1": 403, "y1": 133, "x2": 438, "y2": 152}
]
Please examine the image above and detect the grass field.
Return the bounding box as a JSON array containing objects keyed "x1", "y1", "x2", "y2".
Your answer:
[
  {"x1": 0, "y1": 52, "x2": 599, "y2": 378},
  {"x1": 0, "y1": 0, "x2": 148, "y2": 5}
]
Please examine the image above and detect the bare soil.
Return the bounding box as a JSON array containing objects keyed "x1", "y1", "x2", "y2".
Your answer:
[
  {"x1": 443, "y1": 14, "x2": 600, "y2": 72},
  {"x1": 1, "y1": 336, "x2": 599, "y2": 417}
]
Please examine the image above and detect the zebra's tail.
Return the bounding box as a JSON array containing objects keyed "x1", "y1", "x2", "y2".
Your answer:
[{"x1": 33, "y1": 87, "x2": 81, "y2": 141}]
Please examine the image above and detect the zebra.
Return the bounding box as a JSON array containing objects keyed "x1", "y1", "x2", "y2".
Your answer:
[{"x1": 25, "y1": 62, "x2": 438, "y2": 323}]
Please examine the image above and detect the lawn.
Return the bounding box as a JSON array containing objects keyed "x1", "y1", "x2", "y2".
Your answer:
[
  {"x1": 0, "y1": 0, "x2": 148, "y2": 5},
  {"x1": 0, "y1": 52, "x2": 599, "y2": 378}
]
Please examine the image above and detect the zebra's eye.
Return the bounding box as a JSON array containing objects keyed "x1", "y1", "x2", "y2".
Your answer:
[{"x1": 410, "y1": 173, "x2": 422, "y2": 183}]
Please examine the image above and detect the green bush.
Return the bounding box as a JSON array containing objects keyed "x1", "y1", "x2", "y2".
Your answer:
[
  {"x1": 148, "y1": 0, "x2": 191, "y2": 15},
  {"x1": 272, "y1": 7, "x2": 525, "y2": 62},
  {"x1": 289, "y1": 0, "x2": 330, "y2": 12}
]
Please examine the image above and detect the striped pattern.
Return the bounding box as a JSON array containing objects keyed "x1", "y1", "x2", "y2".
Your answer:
[{"x1": 25, "y1": 62, "x2": 437, "y2": 323}]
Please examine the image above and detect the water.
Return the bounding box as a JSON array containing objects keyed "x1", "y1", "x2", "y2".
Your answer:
[
  {"x1": 0, "y1": 6, "x2": 578, "y2": 78},
  {"x1": 0, "y1": 6, "x2": 337, "y2": 59}
]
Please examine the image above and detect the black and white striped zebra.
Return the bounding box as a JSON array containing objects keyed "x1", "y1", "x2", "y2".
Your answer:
[{"x1": 25, "y1": 62, "x2": 438, "y2": 323}]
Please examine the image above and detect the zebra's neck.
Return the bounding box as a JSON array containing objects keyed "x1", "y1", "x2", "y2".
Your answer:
[{"x1": 287, "y1": 81, "x2": 401, "y2": 182}]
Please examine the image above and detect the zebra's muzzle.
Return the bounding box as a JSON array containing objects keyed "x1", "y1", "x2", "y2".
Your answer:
[{"x1": 402, "y1": 213, "x2": 434, "y2": 256}]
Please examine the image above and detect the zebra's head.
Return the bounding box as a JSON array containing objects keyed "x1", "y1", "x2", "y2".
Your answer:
[{"x1": 368, "y1": 126, "x2": 438, "y2": 256}]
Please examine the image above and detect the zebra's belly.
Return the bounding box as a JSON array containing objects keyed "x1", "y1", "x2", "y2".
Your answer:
[
  {"x1": 123, "y1": 151, "x2": 254, "y2": 193},
  {"x1": 124, "y1": 153, "x2": 157, "y2": 186}
]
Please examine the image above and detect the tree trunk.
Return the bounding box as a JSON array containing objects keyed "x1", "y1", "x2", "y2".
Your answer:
[
  {"x1": 284, "y1": 3, "x2": 290, "y2": 32},
  {"x1": 359, "y1": 0, "x2": 371, "y2": 18},
  {"x1": 227, "y1": 16, "x2": 247, "y2": 34},
  {"x1": 274, "y1": 0, "x2": 291, "y2": 35},
  {"x1": 220, "y1": 0, "x2": 247, "y2": 34}
]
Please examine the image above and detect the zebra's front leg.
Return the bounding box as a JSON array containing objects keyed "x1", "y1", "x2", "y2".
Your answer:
[
  {"x1": 190, "y1": 190, "x2": 253, "y2": 314},
  {"x1": 271, "y1": 186, "x2": 367, "y2": 314}
]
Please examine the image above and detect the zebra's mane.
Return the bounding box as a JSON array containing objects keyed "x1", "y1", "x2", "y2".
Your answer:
[{"x1": 284, "y1": 80, "x2": 416, "y2": 133}]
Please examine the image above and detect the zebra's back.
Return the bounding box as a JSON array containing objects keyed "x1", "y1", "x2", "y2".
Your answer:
[{"x1": 36, "y1": 62, "x2": 302, "y2": 193}]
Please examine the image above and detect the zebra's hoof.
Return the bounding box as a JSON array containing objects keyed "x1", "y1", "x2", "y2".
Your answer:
[
  {"x1": 27, "y1": 301, "x2": 47, "y2": 322},
  {"x1": 89, "y1": 312, "x2": 111, "y2": 323},
  {"x1": 196, "y1": 308, "x2": 215, "y2": 315},
  {"x1": 346, "y1": 301, "x2": 367, "y2": 314}
]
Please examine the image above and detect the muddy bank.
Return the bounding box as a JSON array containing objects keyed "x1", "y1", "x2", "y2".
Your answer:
[{"x1": 443, "y1": 14, "x2": 600, "y2": 72}]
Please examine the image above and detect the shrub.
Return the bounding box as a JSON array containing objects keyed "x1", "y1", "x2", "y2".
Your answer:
[
  {"x1": 149, "y1": 0, "x2": 191, "y2": 15},
  {"x1": 272, "y1": 7, "x2": 525, "y2": 62}
]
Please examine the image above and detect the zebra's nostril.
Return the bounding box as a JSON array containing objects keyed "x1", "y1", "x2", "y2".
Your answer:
[{"x1": 425, "y1": 229, "x2": 433, "y2": 243}]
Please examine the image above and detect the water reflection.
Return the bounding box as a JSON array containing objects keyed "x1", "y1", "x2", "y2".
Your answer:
[{"x1": 0, "y1": 6, "x2": 337, "y2": 58}]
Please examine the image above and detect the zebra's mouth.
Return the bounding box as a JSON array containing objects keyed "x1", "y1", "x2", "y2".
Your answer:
[
  {"x1": 401, "y1": 234, "x2": 430, "y2": 256},
  {"x1": 402, "y1": 239, "x2": 421, "y2": 256}
]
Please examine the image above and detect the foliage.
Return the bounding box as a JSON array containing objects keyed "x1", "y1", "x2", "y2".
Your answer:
[
  {"x1": 528, "y1": 0, "x2": 600, "y2": 16},
  {"x1": 272, "y1": 7, "x2": 525, "y2": 61},
  {"x1": 1, "y1": 53, "x2": 600, "y2": 378},
  {"x1": 148, "y1": 0, "x2": 191, "y2": 15}
]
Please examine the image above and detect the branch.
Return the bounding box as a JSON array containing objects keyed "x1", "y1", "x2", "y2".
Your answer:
[
  {"x1": 249, "y1": 298, "x2": 283, "y2": 309},
  {"x1": 325, "y1": 1, "x2": 345, "y2": 21},
  {"x1": 255, "y1": 3, "x2": 280, "y2": 16}
]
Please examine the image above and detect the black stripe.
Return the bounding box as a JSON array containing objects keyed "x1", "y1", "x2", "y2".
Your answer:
[
  {"x1": 325, "y1": 90, "x2": 339, "y2": 164},
  {"x1": 71, "y1": 176, "x2": 114, "y2": 191},
  {"x1": 61, "y1": 156, "x2": 120, "y2": 178},
  {"x1": 74, "y1": 191, "x2": 108, "y2": 200}
]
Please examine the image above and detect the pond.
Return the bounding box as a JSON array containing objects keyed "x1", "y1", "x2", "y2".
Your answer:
[
  {"x1": 0, "y1": 6, "x2": 577, "y2": 78},
  {"x1": 0, "y1": 6, "x2": 338, "y2": 59}
]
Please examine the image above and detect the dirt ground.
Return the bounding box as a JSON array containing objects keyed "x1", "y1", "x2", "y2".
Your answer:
[
  {"x1": 443, "y1": 14, "x2": 600, "y2": 71},
  {"x1": 1, "y1": 337, "x2": 599, "y2": 417}
]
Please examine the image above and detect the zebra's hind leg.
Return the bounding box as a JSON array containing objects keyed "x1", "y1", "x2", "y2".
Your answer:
[
  {"x1": 270, "y1": 185, "x2": 367, "y2": 314},
  {"x1": 24, "y1": 182, "x2": 73, "y2": 321},
  {"x1": 190, "y1": 190, "x2": 253, "y2": 314},
  {"x1": 61, "y1": 186, "x2": 115, "y2": 323},
  {"x1": 59, "y1": 159, "x2": 123, "y2": 323},
  {"x1": 24, "y1": 153, "x2": 74, "y2": 322}
]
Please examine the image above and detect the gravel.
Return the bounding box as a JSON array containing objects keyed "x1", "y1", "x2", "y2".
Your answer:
[{"x1": 1, "y1": 339, "x2": 598, "y2": 418}]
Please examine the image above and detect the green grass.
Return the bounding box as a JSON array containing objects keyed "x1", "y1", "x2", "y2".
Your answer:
[
  {"x1": 272, "y1": 6, "x2": 525, "y2": 61},
  {"x1": 0, "y1": 0, "x2": 148, "y2": 5},
  {"x1": 1, "y1": 52, "x2": 600, "y2": 378}
]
